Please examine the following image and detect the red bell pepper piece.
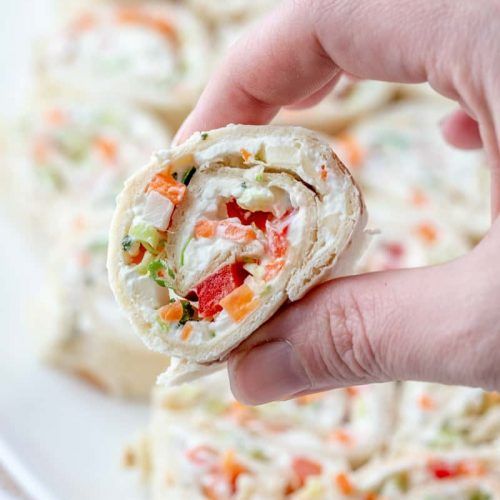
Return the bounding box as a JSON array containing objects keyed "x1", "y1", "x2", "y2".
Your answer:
[
  {"x1": 427, "y1": 460, "x2": 459, "y2": 480},
  {"x1": 193, "y1": 263, "x2": 248, "y2": 318},
  {"x1": 226, "y1": 199, "x2": 272, "y2": 231}
]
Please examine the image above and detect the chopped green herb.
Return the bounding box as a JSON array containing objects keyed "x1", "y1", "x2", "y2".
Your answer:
[
  {"x1": 157, "y1": 318, "x2": 172, "y2": 333},
  {"x1": 129, "y1": 221, "x2": 161, "y2": 253},
  {"x1": 393, "y1": 472, "x2": 409, "y2": 492},
  {"x1": 167, "y1": 267, "x2": 175, "y2": 279},
  {"x1": 121, "y1": 235, "x2": 134, "y2": 252},
  {"x1": 201, "y1": 132, "x2": 208, "y2": 140},
  {"x1": 181, "y1": 167, "x2": 196, "y2": 186},
  {"x1": 255, "y1": 173, "x2": 264, "y2": 182},
  {"x1": 209, "y1": 330, "x2": 216, "y2": 338},
  {"x1": 250, "y1": 449, "x2": 268, "y2": 461},
  {"x1": 241, "y1": 181, "x2": 247, "y2": 189},
  {"x1": 260, "y1": 285, "x2": 272, "y2": 297},
  {"x1": 179, "y1": 300, "x2": 196, "y2": 326},
  {"x1": 180, "y1": 236, "x2": 192, "y2": 266},
  {"x1": 147, "y1": 260, "x2": 174, "y2": 288},
  {"x1": 469, "y1": 491, "x2": 492, "y2": 500},
  {"x1": 254, "y1": 151, "x2": 264, "y2": 162}
]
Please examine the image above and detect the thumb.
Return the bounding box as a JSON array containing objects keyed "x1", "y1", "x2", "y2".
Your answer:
[{"x1": 228, "y1": 249, "x2": 498, "y2": 405}]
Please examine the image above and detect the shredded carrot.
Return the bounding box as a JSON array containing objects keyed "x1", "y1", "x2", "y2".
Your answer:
[
  {"x1": 45, "y1": 108, "x2": 66, "y2": 126},
  {"x1": 33, "y1": 139, "x2": 49, "y2": 164},
  {"x1": 226, "y1": 401, "x2": 254, "y2": 424},
  {"x1": 240, "y1": 148, "x2": 252, "y2": 162},
  {"x1": 335, "y1": 472, "x2": 355, "y2": 495},
  {"x1": 194, "y1": 219, "x2": 218, "y2": 239},
  {"x1": 296, "y1": 392, "x2": 324, "y2": 405},
  {"x1": 418, "y1": 393, "x2": 436, "y2": 411},
  {"x1": 346, "y1": 386, "x2": 360, "y2": 397},
  {"x1": 159, "y1": 300, "x2": 183, "y2": 322},
  {"x1": 221, "y1": 449, "x2": 247, "y2": 488},
  {"x1": 116, "y1": 7, "x2": 176, "y2": 41},
  {"x1": 330, "y1": 429, "x2": 353, "y2": 446},
  {"x1": 147, "y1": 167, "x2": 186, "y2": 205},
  {"x1": 220, "y1": 284, "x2": 259, "y2": 322},
  {"x1": 71, "y1": 12, "x2": 96, "y2": 32},
  {"x1": 415, "y1": 222, "x2": 438, "y2": 244},
  {"x1": 263, "y1": 259, "x2": 285, "y2": 281},
  {"x1": 219, "y1": 220, "x2": 257, "y2": 243},
  {"x1": 455, "y1": 460, "x2": 487, "y2": 477},
  {"x1": 337, "y1": 133, "x2": 364, "y2": 168},
  {"x1": 180, "y1": 323, "x2": 193, "y2": 341},
  {"x1": 291, "y1": 457, "x2": 322, "y2": 488},
  {"x1": 94, "y1": 136, "x2": 118, "y2": 164},
  {"x1": 364, "y1": 492, "x2": 379, "y2": 500},
  {"x1": 411, "y1": 188, "x2": 428, "y2": 207}
]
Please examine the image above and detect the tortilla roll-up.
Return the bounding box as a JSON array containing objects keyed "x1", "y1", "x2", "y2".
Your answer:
[
  {"x1": 108, "y1": 125, "x2": 368, "y2": 384},
  {"x1": 37, "y1": 3, "x2": 210, "y2": 128}
]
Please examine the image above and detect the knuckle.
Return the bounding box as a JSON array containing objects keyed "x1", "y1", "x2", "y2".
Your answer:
[{"x1": 322, "y1": 284, "x2": 391, "y2": 384}]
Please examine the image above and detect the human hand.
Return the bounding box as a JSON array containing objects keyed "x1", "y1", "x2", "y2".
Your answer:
[{"x1": 175, "y1": 0, "x2": 500, "y2": 404}]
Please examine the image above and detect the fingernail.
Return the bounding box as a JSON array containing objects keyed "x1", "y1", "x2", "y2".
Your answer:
[{"x1": 229, "y1": 341, "x2": 311, "y2": 405}]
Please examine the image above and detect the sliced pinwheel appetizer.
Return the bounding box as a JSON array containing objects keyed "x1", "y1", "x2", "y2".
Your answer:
[
  {"x1": 275, "y1": 77, "x2": 396, "y2": 134},
  {"x1": 37, "y1": 208, "x2": 169, "y2": 398},
  {"x1": 13, "y1": 100, "x2": 169, "y2": 235},
  {"x1": 353, "y1": 449, "x2": 500, "y2": 499},
  {"x1": 333, "y1": 101, "x2": 490, "y2": 243},
  {"x1": 108, "y1": 125, "x2": 367, "y2": 384},
  {"x1": 37, "y1": 3, "x2": 210, "y2": 126},
  {"x1": 124, "y1": 374, "x2": 356, "y2": 500},
  {"x1": 137, "y1": 372, "x2": 396, "y2": 466},
  {"x1": 358, "y1": 195, "x2": 470, "y2": 272},
  {"x1": 390, "y1": 382, "x2": 500, "y2": 453},
  {"x1": 187, "y1": 0, "x2": 277, "y2": 25}
]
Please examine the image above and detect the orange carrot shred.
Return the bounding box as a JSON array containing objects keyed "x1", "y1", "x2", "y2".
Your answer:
[
  {"x1": 159, "y1": 300, "x2": 183, "y2": 322},
  {"x1": 330, "y1": 429, "x2": 353, "y2": 445},
  {"x1": 220, "y1": 284, "x2": 259, "y2": 322},
  {"x1": 94, "y1": 136, "x2": 118, "y2": 164},
  {"x1": 180, "y1": 323, "x2": 193, "y2": 341},
  {"x1": 335, "y1": 472, "x2": 355, "y2": 495},
  {"x1": 148, "y1": 167, "x2": 186, "y2": 205},
  {"x1": 337, "y1": 133, "x2": 364, "y2": 168},
  {"x1": 116, "y1": 7, "x2": 176, "y2": 41},
  {"x1": 418, "y1": 394, "x2": 436, "y2": 411},
  {"x1": 194, "y1": 219, "x2": 217, "y2": 239},
  {"x1": 416, "y1": 222, "x2": 438, "y2": 244}
]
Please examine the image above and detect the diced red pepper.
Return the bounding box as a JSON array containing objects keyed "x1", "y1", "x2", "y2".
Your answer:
[
  {"x1": 267, "y1": 222, "x2": 289, "y2": 259},
  {"x1": 128, "y1": 245, "x2": 146, "y2": 265},
  {"x1": 291, "y1": 457, "x2": 322, "y2": 489},
  {"x1": 427, "y1": 460, "x2": 459, "y2": 480},
  {"x1": 193, "y1": 263, "x2": 248, "y2": 318},
  {"x1": 226, "y1": 199, "x2": 272, "y2": 232}
]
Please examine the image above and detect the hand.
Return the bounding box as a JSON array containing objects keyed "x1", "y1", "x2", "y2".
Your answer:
[{"x1": 176, "y1": 0, "x2": 500, "y2": 404}]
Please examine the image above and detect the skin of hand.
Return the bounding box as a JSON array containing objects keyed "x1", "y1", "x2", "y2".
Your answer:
[{"x1": 175, "y1": 0, "x2": 500, "y2": 404}]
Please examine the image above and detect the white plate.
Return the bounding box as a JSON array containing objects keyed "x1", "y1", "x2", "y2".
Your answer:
[
  {"x1": 0, "y1": 211, "x2": 149, "y2": 500},
  {"x1": 0, "y1": 2, "x2": 150, "y2": 499}
]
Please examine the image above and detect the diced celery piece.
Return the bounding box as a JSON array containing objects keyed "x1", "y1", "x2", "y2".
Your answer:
[{"x1": 129, "y1": 220, "x2": 161, "y2": 251}]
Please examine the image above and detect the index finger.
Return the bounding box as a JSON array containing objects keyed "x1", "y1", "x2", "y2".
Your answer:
[{"x1": 175, "y1": 0, "x2": 469, "y2": 143}]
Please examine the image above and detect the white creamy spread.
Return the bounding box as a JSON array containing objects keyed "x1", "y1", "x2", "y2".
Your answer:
[{"x1": 114, "y1": 127, "x2": 361, "y2": 362}]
